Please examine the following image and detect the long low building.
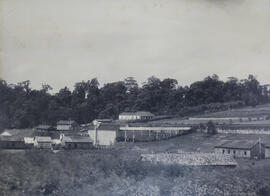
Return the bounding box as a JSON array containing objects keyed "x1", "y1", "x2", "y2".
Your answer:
[
  {"x1": 215, "y1": 140, "x2": 265, "y2": 159},
  {"x1": 88, "y1": 123, "x2": 193, "y2": 146},
  {"x1": 119, "y1": 125, "x2": 192, "y2": 142},
  {"x1": 0, "y1": 136, "x2": 26, "y2": 149}
]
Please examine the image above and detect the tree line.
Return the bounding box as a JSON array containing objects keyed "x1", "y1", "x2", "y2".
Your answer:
[{"x1": 0, "y1": 74, "x2": 269, "y2": 129}]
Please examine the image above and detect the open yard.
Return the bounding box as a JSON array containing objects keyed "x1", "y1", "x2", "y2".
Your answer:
[{"x1": 1, "y1": 133, "x2": 270, "y2": 195}]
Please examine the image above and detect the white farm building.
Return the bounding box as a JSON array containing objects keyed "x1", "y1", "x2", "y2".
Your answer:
[{"x1": 119, "y1": 111, "x2": 154, "y2": 121}]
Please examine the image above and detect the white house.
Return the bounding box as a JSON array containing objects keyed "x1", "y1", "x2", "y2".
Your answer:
[
  {"x1": 119, "y1": 111, "x2": 154, "y2": 121},
  {"x1": 88, "y1": 123, "x2": 119, "y2": 146},
  {"x1": 34, "y1": 136, "x2": 52, "y2": 149}
]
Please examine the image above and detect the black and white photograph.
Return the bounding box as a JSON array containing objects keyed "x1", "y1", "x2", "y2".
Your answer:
[{"x1": 1, "y1": 0, "x2": 270, "y2": 195}]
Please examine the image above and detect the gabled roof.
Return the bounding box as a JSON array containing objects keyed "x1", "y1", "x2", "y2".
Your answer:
[
  {"x1": 0, "y1": 136, "x2": 24, "y2": 141},
  {"x1": 135, "y1": 111, "x2": 155, "y2": 116},
  {"x1": 0, "y1": 131, "x2": 11, "y2": 136},
  {"x1": 94, "y1": 119, "x2": 113, "y2": 123},
  {"x1": 215, "y1": 140, "x2": 258, "y2": 150},
  {"x1": 57, "y1": 120, "x2": 76, "y2": 125},
  {"x1": 34, "y1": 136, "x2": 52, "y2": 142},
  {"x1": 119, "y1": 112, "x2": 134, "y2": 115},
  {"x1": 88, "y1": 123, "x2": 119, "y2": 131},
  {"x1": 119, "y1": 111, "x2": 154, "y2": 116},
  {"x1": 36, "y1": 125, "x2": 54, "y2": 130}
]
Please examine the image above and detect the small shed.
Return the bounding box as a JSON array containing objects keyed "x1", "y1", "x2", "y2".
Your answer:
[
  {"x1": 56, "y1": 120, "x2": 77, "y2": 131},
  {"x1": 24, "y1": 137, "x2": 34, "y2": 148},
  {"x1": 215, "y1": 140, "x2": 264, "y2": 159},
  {"x1": 0, "y1": 136, "x2": 26, "y2": 149},
  {"x1": 62, "y1": 136, "x2": 93, "y2": 149},
  {"x1": 34, "y1": 136, "x2": 52, "y2": 149},
  {"x1": 88, "y1": 123, "x2": 119, "y2": 146}
]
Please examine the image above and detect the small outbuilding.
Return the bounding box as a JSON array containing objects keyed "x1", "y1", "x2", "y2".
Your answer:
[
  {"x1": 61, "y1": 135, "x2": 93, "y2": 149},
  {"x1": 24, "y1": 137, "x2": 35, "y2": 148},
  {"x1": 0, "y1": 136, "x2": 26, "y2": 149},
  {"x1": 215, "y1": 140, "x2": 265, "y2": 159},
  {"x1": 34, "y1": 136, "x2": 52, "y2": 149}
]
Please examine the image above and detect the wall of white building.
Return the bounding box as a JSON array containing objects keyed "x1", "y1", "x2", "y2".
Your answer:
[{"x1": 88, "y1": 130, "x2": 116, "y2": 146}]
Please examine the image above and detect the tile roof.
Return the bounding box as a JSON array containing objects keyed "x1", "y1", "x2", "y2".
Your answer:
[
  {"x1": 119, "y1": 111, "x2": 154, "y2": 116},
  {"x1": 0, "y1": 136, "x2": 24, "y2": 141},
  {"x1": 88, "y1": 123, "x2": 119, "y2": 131},
  {"x1": 215, "y1": 140, "x2": 258, "y2": 150},
  {"x1": 57, "y1": 120, "x2": 76, "y2": 125},
  {"x1": 36, "y1": 125, "x2": 54, "y2": 130}
]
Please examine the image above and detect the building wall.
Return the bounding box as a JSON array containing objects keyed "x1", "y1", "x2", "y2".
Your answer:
[
  {"x1": 265, "y1": 148, "x2": 270, "y2": 158},
  {"x1": 0, "y1": 141, "x2": 26, "y2": 149},
  {"x1": 119, "y1": 115, "x2": 140, "y2": 121},
  {"x1": 88, "y1": 130, "x2": 116, "y2": 146},
  {"x1": 34, "y1": 141, "x2": 52, "y2": 149},
  {"x1": 215, "y1": 148, "x2": 251, "y2": 158},
  {"x1": 64, "y1": 142, "x2": 92, "y2": 149},
  {"x1": 250, "y1": 142, "x2": 265, "y2": 159},
  {"x1": 217, "y1": 128, "x2": 270, "y2": 135}
]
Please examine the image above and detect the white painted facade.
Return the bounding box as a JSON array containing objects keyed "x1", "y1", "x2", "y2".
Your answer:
[
  {"x1": 34, "y1": 137, "x2": 52, "y2": 149},
  {"x1": 119, "y1": 114, "x2": 140, "y2": 121},
  {"x1": 88, "y1": 130, "x2": 117, "y2": 146}
]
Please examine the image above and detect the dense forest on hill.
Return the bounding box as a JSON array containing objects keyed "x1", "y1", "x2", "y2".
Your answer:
[{"x1": 0, "y1": 74, "x2": 269, "y2": 129}]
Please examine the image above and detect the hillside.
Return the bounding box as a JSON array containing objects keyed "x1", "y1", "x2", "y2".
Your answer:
[
  {"x1": 150, "y1": 103, "x2": 270, "y2": 126},
  {"x1": 1, "y1": 133, "x2": 270, "y2": 195}
]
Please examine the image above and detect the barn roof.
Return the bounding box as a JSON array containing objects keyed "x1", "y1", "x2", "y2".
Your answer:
[
  {"x1": 63, "y1": 136, "x2": 92, "y2": 143},
  {"x1": 215, "y1": 140, "x2": 258, "y2": 150},
  {"x1": 34, "y1": 136, "x2": 52, "y2": 142},
  {"x1": 119, "y1": 111, "x2": 154, "y2": 116},
  {"x1": 36, "y1": 125, "x2": 54, "y2": 130},
  {"x1": 57, "y1": 120, "x2": 76, "y2": 125},
  {"x1": 88, "y1": 123, "x2": 119, "y2": 131},
  {"x1": 0, "y1": 136, "x2": 24, "y2": 141}
]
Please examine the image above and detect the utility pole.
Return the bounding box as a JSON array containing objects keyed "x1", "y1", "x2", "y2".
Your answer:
[{"x1": 93, "y1": 120, "x2": 101, "y2": 147}]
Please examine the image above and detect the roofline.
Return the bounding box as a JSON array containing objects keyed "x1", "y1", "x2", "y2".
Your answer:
[{"x1": 215, "y1": 141, "x2": 259, "y2": 150}]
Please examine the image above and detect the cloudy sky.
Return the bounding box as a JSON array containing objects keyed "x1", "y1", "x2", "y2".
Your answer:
[{"x1": 0, "y1": 0, "x2": 270, "y2": 92}]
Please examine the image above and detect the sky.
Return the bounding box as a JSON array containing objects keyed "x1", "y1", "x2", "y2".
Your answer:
[{"x1": 0, "y1": 0, "x2": 270, "y2": 92}]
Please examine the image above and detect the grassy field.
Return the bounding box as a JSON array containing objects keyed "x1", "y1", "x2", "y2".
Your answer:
[{"x1": 1, "y1": 133, "x2": 270, "y2": 196}]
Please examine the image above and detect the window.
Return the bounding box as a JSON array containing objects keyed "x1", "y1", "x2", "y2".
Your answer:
[
  {"x1": 222, "y1": 150, "x2": 225, "y2": 154},
  {"x1": 68, "y1": 144, "x2": 71, "y2": 148},
  {"x1": 75, "y1": 144, "x2": 77, "y2": 149},
  {"x1": 233, "y1": 150, "x2": 236, "y2": 154},
  {"x1": 228, "y1": 150, "x2": 230, "y2": 154},
  {"x1": 244, "y1": 151, "x2": 247, "y2": 155}
]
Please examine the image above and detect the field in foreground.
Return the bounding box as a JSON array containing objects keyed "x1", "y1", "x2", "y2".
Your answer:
[{"x1": 1, "y1": 133, "x2": 270, "y2": 196}]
